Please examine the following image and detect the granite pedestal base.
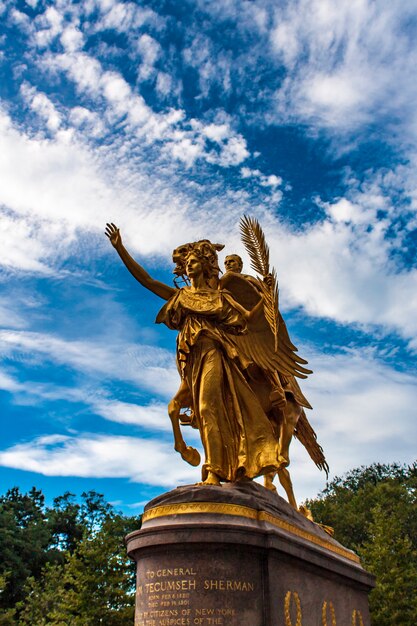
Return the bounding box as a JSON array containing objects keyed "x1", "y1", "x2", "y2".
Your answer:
[{"x1": 126, "y1": 482, "x2": 375, "y2": 626}]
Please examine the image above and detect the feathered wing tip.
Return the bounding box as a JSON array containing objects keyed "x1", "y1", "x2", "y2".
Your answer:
[{"x1": 294, "y1": 410, "x2": 329, "y2": 477}]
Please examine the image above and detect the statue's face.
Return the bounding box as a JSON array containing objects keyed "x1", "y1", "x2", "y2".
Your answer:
[
  {"x1": 185, "y1": 254, "x2": 203, "y2": 278},
  {"x1": 224, "y1": 255, "x2": 242, "y2": 273}
]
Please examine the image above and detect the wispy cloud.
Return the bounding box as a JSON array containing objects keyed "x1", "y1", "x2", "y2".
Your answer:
[
  {"x1": 0, "y1": 329, "x2": 178, "y2": 397},
  {"x1": 263, "y1": 191, "x2": 417, "y2": 345},
  {"x1": 0, "y1": 433, "x2": 199, "y2": 487},
  {"x1": 268, "y1": 0, "x2": 417, "y2": 139}
]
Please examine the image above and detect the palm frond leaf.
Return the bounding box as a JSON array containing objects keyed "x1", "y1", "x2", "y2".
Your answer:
[
  {"x1": 240, "y1": 216, "x2": 279, "y2": 351},
  {"x1": 240, "y1": 215, "x2": 270, "y2": 276}
]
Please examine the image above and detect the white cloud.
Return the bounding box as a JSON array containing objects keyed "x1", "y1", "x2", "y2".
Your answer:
[
  {"x1": 60, "y1": 25, "x2": 84, "y2": 52},
  {"x1": 269, "y1": 0, "x2": 417, "y2": 136},
  {"x1": 34, "y1": 6, "x2": 64, "y2": 48},
  {"x1": 0, "y1": 370, "x2": 21, "y2": 392},
  {"x1": 203, "y1": 123, "x2": 229, "y2": 143},
  {"x1": 0, "y1": 368, "x2": 201, "y2": 449},
  {"x1": 101, "y1": 71, "x2": 131, "y2": 104},
  {"x1": 0, "y1": 298, "x2": 28, "y2": 330},
  {"x1": 0, "y1": 109, "x2": 115, "y2": 228},
  {"x1": 69, "y1": 106, "x2": 104, "y2": 136},
  {"x1": 93, "y1": 399, "x2": 170, "y2": 430},
  {"x1": 1, "y1": 94, "x2": 415, "y2": 344},
  {"x1": 9, "y1": 9, "x2": 31, "y2": 30},
  {"x1": 240, "y1": 167, "x2": 282, "y2": 188},
  {"x1": 326, "y1": 198, "x2": 365, "y2": 224},
  {"x1": 0, "y1": 433, "x2": 200, "y2": 487},
  {"x1": 21, "y1": 83, "x2": 61, "y2": 131},
  {"x1": 215, "y1": 136, "x2": 249, "y2": 167},
  {"x1": 0, "y1": 211, "x2": 53, "y2": 273},
  {"x1": 266, "y1": 212, "x2": 417, "y2": 343},
  {"x1": 0, "y1": 329, "x2": 179, "y2": 397},
  {"x1": 137, "y1": 34, "x2": 161, "y2": 81},
  {"x1": 306, "y1": 72, "x2": 365, "y2": 111},
  {"x1": 93, "y1": 398, "x2": 201, "y2": 443},
  {"x1": 43, "y1": 45, "x2": 249, "y2": 167},
  {"x1": 155, "y1": 72, "x2": 172, "y2": 96},
  {"x1": 52, "y1": 52, "x2": 102, "y2": 96},
  {"x1": 93, "y1": 1, "x2": 157, "y2": 34}
]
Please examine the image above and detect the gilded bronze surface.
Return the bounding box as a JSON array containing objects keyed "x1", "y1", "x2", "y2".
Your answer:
[
  {"x1": 105, "y1": 218, "x2": 328, "y2": 508},
  {"x1": 322, "y1": 600, "x2": 337, "y2": 626},
  {"x1": 352, "y1": 609, "x2": 365, "y2": 626}
]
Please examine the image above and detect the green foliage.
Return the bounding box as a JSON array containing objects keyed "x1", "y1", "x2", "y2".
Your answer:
[
  {"x1": 0, "y1": 487, "x2": 51, "y2": 608},
  {"x1": 0, "y1": 574, "x2": 16, "y2": 625},
  {"x1": 0, "y1": 488, "x2": 141, "y2": 625},
  {"x1": 362, "y1": 503, "x2": 417, "y2": 625},
  {"x1": 306, "y1": 462, "x2": 417, "y2": 626}
]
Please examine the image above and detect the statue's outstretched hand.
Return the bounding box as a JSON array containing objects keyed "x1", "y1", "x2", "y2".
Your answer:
[{"x1": 105, "y1": 223, "x2": 122, "y2": 249}]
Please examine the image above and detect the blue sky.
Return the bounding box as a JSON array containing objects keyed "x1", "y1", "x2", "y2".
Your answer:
[{"x1": 1, "y1": 0, "x2": 417, "y2": 514}]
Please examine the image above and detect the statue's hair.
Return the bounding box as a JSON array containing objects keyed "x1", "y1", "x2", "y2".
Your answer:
[
  {"x1": 185, "y1": 240, "x2": 220, "y2": 280},
  {"x1": 172, "y1": 239, "x2": 223, "y2": 286}
]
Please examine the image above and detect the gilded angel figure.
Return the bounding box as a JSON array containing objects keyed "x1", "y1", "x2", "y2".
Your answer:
[
  {"x1": 105, "y1": 218, "x2": 328, "y2": 512},
  {"x1": 105, "y1": 223, "x2": 281, "y2": 486}
]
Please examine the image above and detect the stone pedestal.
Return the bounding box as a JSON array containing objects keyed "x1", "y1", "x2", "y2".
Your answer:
[{"x1": 126, "y1": 482, "x2": 375, "y2": 626}]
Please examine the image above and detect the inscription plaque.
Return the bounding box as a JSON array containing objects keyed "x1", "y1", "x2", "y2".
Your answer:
[{"x1": 134, "y1": 549, "x2": 262, "y2": 626}]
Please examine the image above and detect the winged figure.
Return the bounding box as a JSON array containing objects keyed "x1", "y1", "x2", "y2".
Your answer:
[{"x1": 105, "y1": 218, "x2": 327, "y2": 513}]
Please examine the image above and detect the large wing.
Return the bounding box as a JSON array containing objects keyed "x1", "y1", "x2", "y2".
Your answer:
[{"x1": 220, "y1": 273, "x2": 312, "y2": 382}]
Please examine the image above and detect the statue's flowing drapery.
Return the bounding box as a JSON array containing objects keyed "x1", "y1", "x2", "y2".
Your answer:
[{"x1": 156, "y1": 287, "x2": 280, "y2": 482}]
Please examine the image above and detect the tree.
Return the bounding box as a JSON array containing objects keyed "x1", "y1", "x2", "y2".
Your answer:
[
  {"x1": 362, "y1": 502, "x2": 417, "y2": 625},
  {"x1": 47, "y1": 492, "x2": 84, "y2": 554},
  {"x1": 18, "y1": 514, "x2": 138, "y2": 625},
  {"x1": 0, "y1": 487, "x2": 51, "y2": 608},
  {"x1": 0, "y1": 574, "x2": 16, "y2": 625},
  {"x1": 306, "y1": 462, "x2": 417, "y2": 626},
  {"x1": 16, "y1": 492, "x2": 140, "y2": 625},
  {"x1": 16, "y1": 564, "x2": 67, "y2": 626},
  {"x1": 0, "y1": 487, "x2": 141, "y2": 623}
]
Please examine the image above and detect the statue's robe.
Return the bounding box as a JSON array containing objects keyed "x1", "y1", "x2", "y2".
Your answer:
[{"x1": 156, "y1": 287, "x2": 280, "y2": 482}]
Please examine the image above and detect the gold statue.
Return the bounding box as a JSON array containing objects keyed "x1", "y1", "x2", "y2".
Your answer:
[{"x1": 105, "y1": 218, "x2": 327, "y2": 508}]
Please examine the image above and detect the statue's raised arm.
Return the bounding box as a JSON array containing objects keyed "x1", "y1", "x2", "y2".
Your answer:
[{"x1": 105, "y1": 223, "x2": 176, "y2": 301}]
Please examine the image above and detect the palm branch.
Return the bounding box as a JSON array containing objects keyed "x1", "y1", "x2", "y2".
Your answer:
[{"x1": 240, "y1": 216, "x2": 279, "y2": 351}]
